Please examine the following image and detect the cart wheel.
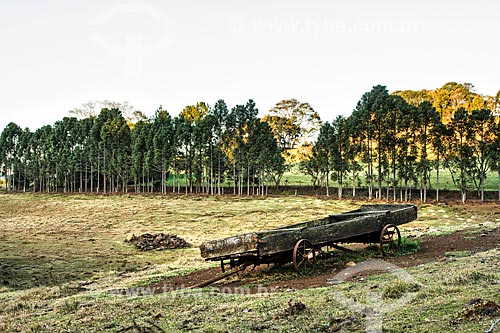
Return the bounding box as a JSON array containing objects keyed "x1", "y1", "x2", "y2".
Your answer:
[
  {"x1": 293, "y1": 239, "x2": 316, "y2": 275},
  {"x1": 380, "y1": 224, "x2": 401, "y2": 257}
]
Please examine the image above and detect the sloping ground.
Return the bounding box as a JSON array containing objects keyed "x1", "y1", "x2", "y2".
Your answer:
[{"x1": 1, "y1": 194, "x2": 500, "y2": 332}]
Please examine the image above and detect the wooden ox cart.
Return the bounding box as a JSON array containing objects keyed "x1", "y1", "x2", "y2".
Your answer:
[{"x1": 197, "y1": 204, "x2": 417, "y2": 285}]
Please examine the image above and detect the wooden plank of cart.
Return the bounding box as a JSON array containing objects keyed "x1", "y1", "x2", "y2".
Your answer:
[{"x1": 196, "y1": 204, "x2": 417, "y2": 287}]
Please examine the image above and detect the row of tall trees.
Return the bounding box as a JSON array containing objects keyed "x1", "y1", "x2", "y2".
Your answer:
[
  {"x1": 1, "y1": 83, "x2": 499, "y2": 202},
  {"x1": 0, "y1": 99, "x2": 285, "y2": 195},
  {"x1": 304, "y1": 84, "x2": 500, "y2": 203}
]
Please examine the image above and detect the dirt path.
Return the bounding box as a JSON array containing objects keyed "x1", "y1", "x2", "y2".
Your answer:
[{"x1": 145, "y1": 228, "x2": 500, "y2": 294}]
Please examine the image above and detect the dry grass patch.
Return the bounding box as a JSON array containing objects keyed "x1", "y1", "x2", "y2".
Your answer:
[{"x1": 1, "y1": 193, "x2": 500, "y2": 332}]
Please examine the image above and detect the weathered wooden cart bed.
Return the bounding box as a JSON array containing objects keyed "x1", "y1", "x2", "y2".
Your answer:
[{"x1": 199, "y1": 204, "x2": 417, "y2": 276}]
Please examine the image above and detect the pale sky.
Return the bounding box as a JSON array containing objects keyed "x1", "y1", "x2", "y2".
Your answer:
[{"x1": 1, "y1": 0, "x2": 499, "y2": 132}]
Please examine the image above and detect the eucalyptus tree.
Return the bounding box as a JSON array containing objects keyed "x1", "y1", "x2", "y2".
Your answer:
[
  {"x1": 91, "y1": 108, "x2": 130, "y2": 193},
  {"x1": 0, "y1": 123, "x2": 23, "y2": 191},
  {"x1": 350, "y1": 96, "x2": 373, "y2": 198},
  {"x1": 383, "y1": 96, "x2": 404, "y2": 201},
  {"x1": 53, "y1": 118, "x2": 76, "y2": 192},
  {"x1": 370, "y1": 86, "x2": 393, "y2": 199},
  {"x1": 247, "y1": 119, "x2": 284, "y2": 195},
  {"x1": 430, "y1": 120, "x2": 447, "y2": 201},
  {"x1": 351, "y1": 85, "x2": 392, "y2": 199},
  {"x1": 343, "y1": 115, "x2": 362, "y2": 197},
  {"x1": 492, "y1": 117, "x2": 500, "y2": 200},
  {"x1": 329, "y1": 116, "x2": 353, "y2": 198},
  {"x1": 18, "y1": 128, "x2": 33, "y2": 192},
  {"x1": 100, "y1": 110, "x2": 131, "y2": 192},
  {"x1": 299, "y1": 150, "x2": 322, "y2": 188},
  {"x1": 228, "y1": 99, "x2": 259, "y2": 195},
  {"x1": 177, "y1": 102, "x2": 211, "y2": 194},
  {"x1": 397, "y1": 118, "x2": 418, "y2": 202},
  {"x1": 131, "y1": 119, "x2": 152, "y2": 192},
  {"x1": 313, "y1": 122, "x2": 334, "y2": 196},
  {"x1": 152, "y1": 107, "x2": 175, "y2": 194},
  {"x1": 444, "y1": 108, "x2": 475, "y2": 203},
  {"x1": 77, "y1": 117, "x2": 94, "y2": 193},
  {"x1": 175, "y1": 116, "x2": 194, "y2": 193},
  {"x1": 414, "y1": 101, "x2": 439, "y2": 202},
  {"x1": 29, "y1": 127, "x2": 43, "y2": 191},
  {"x1": 308, "y1": 116, "x2": 355, "y2": 198},
  {"x1": 193, "y1": 115, "x2": 216, "y2": 193},
  {"x1": 208, "y1": 99, "x2": 230, "y2": 194},
  {"x1": 36, "y1": 125, "x2": 56, "y2": 192},
  {"x1": 469, "y1": 109, "x2": 496, "y2": 201}
]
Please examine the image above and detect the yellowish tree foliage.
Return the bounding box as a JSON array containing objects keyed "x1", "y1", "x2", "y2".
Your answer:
[
  {"x1": 179, "y1": 102, "x2": 209, "y2": 123},
  {"x1": 263, "y1": 99, "x2": 321, "y2": 151},
  {"x1": 393, "y1": 82, "x2": 497, "y2": 123}
]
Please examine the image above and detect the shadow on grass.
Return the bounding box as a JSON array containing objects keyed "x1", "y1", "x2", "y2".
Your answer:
[
  {"x1": 1, "y1": 257, "x2": 78, "y2": 290},
  {"x1": 0, "y1": 256, "x2": 124, "y2": 290}
]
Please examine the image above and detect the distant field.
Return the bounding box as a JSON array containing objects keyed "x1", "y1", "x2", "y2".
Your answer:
[
  {"x1": 162, "y1": 165, "x2": 500, "y2": 191},
  {"x1": 280, "y1": 165, "x2": 500, "y2": 191},
  {"x1": 1, "y1": 194, "x2": 500, "y2": 332}
]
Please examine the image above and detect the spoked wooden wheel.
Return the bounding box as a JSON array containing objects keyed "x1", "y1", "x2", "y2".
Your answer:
[
  {"x1": 380, "y1": 224, "x2": 401, "y2": 257},
  {"x1": 293, "y1": 239, "x2": 316, "y2": 275}
]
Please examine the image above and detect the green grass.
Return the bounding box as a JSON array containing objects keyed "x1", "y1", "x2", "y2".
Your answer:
[
  {"x1": 1, "y1": 194, "x2": 500, "y2": 332},
  {"x1": 444, "y1": 250, "x2": 472, "y2": 258},
  {"x1": 279, "y1": 163, "x2": 500, "y2": 191},
  {"x1": 399, "y1": 237, "x2": 421, "y2": 255},
  {"x1": 91, "y1": 164, "x2": 500, "y2": 195}
]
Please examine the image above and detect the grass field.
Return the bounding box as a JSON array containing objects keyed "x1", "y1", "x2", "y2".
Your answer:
[
  {"x1": 0, "y1": 193, "x2": 499, "y2": 332},
  {"x1": 145, "y1": 164, "x2": 500, "y2": 192},
  {"x1": 280, "y1": 165, "x2": 500, "y2": 191}
]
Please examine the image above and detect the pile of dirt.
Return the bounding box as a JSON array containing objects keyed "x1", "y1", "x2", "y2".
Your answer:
[
  {"x1": 282, "y1": 300, "x2": 306, "y2": 317},
  {"x1": 463, "y1": 299, "x2": 500, "y2": 319},
  {"x1": 126, "y1": 233, "x2": 189, "y2": 251}
]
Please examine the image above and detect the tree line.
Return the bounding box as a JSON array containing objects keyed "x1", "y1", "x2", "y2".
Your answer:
[
  {"x1": 303, "y1": 83, "x2": 500, "y2": 203},
  {"x1": 1, "y1": 82, "x2": 499, "y2": 203},
  {"x1": 0, "y1": 99, "x2": 285, "y2": 196}
]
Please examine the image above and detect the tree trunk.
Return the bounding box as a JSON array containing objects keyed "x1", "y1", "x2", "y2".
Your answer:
[
  {"x1": 326, "y1": 169, "x2": 329, "y2": 197},
  {"x1": 233, "y1": 162, "x2": 236, "y2": 195},
  {"x1": 247, "y1": 161, "x2": 250, "y2": 196},
  {"x1": 436, "y1": 157, "x2": 440, "y2": 202},
  {"x1": 498, "y1": 163, "x2": 500, "y2": 201},
  {"x1": 368, "y1": 140, "x2": 373, "y2": 200},
  {"x1": 422, "y1": 130, "x2": 428, "y2": 203},
  {"x1": 172, "y1": 163, "x2": 176, "y2": 193},
  {"x1": 423, "y1": 175, "x2": 427, "y2": 203},
  {"x1": 480, "y1": 169, "x2": 484, "y2": 202},
  {"x1": 377, "y1": 160, "x2": 382, "y2": 200},
  {"x1": 103, "y1": 151, "x2": 107, "y2": 194},
  {"x1": 377, "y1": 133, "x2": 383, "y2": 200},
  {"x1": 352, "y1": 169, "x2": 356, "y2": 197},
  {"x1": 217, "y1": 153, "x2": 221, "y2": 195}
]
